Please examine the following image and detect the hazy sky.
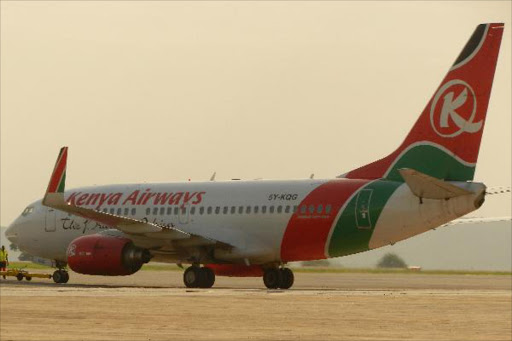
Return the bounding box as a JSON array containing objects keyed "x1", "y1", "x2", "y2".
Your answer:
[{"x1": 1, "y1": 1, "x2": 510, "y2": 226}]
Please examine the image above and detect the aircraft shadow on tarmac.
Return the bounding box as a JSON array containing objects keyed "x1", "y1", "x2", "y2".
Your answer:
[{"x1": 1, "y1": 279, "x2": 350, "y2": 292}]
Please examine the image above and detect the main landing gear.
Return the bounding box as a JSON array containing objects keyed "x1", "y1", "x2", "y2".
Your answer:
[
  {"x1": 263, "y1": 268, "x2": 294, "y2": 289},
  {"x1": 52, "y1": 269, "x2": 69, "y2": 284},
  {"x1": 183, "y1": 266, "x2": 215, "y2": 288}
]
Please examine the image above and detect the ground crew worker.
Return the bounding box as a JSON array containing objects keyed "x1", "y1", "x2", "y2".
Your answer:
[{"x1": 0, "y1": 245, "x2": 9, "y2": 279}]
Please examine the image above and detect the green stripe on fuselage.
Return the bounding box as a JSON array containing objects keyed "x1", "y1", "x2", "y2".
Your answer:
[
  {"x1": 327, "y1": 180, "x2": 401, "y2": 257},
  {"x1": 385, "y1": 144, "x2": 475, "y2": 181}
]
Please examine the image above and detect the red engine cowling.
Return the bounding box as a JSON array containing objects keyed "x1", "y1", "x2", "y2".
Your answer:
[
  {"x1": 67, "y1": 235, "x2": 151, "y2": 276},
  {"x1": 207, "y1": 264, "x2": 263, "y2": 277}
]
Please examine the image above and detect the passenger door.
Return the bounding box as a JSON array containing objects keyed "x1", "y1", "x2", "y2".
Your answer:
[{"x1": 45, "y1": 208, "x2": 56, "y2": 232}]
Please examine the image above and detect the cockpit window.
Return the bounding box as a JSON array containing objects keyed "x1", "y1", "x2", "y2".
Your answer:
[{"x1": 22, "y1": 206, "x2": 34, "y2": 216}]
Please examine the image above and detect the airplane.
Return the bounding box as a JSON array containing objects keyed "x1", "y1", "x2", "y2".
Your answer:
[{"x1": 5, "y1": 23, "x2": 506, "y2": 289}]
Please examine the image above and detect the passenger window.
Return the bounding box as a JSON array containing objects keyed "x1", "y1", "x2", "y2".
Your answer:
[
  {"x1": 309, "y1": 205, "x2": 315, "y2": 214},
  {"x1": 199, "y1": 207, "x2": 205, "y2": 215},
  {"x1": 277, "y1": 206, "x2": 282, "y2": 213},
  {"x1": 293, "y1": 205, "x2": 298, "y2": 213},
  {"x1": 160, "y1": 207, "x2": 165, "y2": 215},
  {"x1": 300, "y1": 206, "x2": 307, "y2": 214},
  {"x1": 131, "y1": 208, "x2": 136, "y2": 216},
  {"x1": 317, "y1": 204, "x2": 323, "y2": 214},
  {"x1": 167, "y1": 207, "x2": 172, "y2": 215},
  {"x1": 146, "y1": 208, "x2": 150, "y2": 215},
  {"x1": 325, "y1": 204, "x2": 332, "y2": 214},
  {"x1": 246, "y1": 206, "x2": 251, "y2": 214},
  {"x1": 153, "y1": 207, "x2": 158, "y2": 215},
  {"x1": 215, "y1": 207, "x2": 220, "y2": 214},
  {"x1": 223, "y1": 206, "x2": 228, "y2": 214},
  {"x1": 174, "y1": 207, "x2": 179, "y2": 215},
  {"x1": 181, "y1": 207, "x2": 186, "y2": 215},
  {"x1": 269, "y1": 206, "x2": 275, "y2": 213},
  {"x1": 231, "y1": 206, "x2": 236, "y2": 214},
  {"x1": 254, "y1": 206, "x2": 259, "y2": 214},
  {"x1": 238, "y1": 206, "x2": 243, "y2": 214},
  {"x1": 123, "y1": 208, "x2": 128, "y2": 215},
  {"x1": 207, "y1": 207, "x2": 212, "y2": 214},
  {"x1": 285, "y1": 206, "x2": 290, "y2": 213},
  {"x1": 110, "y1": 208, "x2": 115, "y2": 214},
  {"x1": 262, "y1": 206, "x2": 267, "y2": 214},
  {"x1": 190, "y1": 207, "x2": 196, "y2": 215},
  {"x1": 103, "y1": 208, "x2": 108, "y2": 213}
]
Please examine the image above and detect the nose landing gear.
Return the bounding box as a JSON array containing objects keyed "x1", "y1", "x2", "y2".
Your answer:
[
  {"x1": 183, "y1": 266, "x2": 215, "y2": 288},
  {"x1": 263, "y1": 267, "x2": 294, "y2": 289},
  {"x1": 52, "y1": 269, "x2": 69, "y2": 284}
]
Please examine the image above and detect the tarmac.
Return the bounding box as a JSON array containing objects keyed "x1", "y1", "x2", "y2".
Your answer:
[{"x1": 1, "y1": 271, "x2": 511, "y2": 341}]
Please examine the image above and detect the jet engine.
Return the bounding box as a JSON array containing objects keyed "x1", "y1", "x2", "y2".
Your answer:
[{"x1": 67, "y1": 234, "x2": 151, "y2": 276}]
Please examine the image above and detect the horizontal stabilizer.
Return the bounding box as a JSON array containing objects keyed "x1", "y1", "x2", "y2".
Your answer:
[{"x1": 398, "y1": 168, "x2": 474, "y2": 200}]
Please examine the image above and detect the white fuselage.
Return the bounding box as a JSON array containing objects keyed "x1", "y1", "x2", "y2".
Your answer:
[{"x1": 6, "y1": 178, "x2": 485, "y2": 267}]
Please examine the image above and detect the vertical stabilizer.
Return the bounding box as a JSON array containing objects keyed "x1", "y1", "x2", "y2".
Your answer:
[{"x1": 342, "y1": 23, "x2": 504, "y2": 181}]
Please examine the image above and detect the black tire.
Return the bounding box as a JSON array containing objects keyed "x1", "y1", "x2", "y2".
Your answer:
[
  {"x1": 61, "y1": 271, "x2": 70, "y2": 284},
  {"x1": 263, "y1": 268, "x2": 282, "y2": 289},
  {"x1": 16, "y1": 273, "x2": 24, "y2": 281},
  {"x1": 279, "y1": 268, "x2": 294, "y2": 289},
  {"x1": 183, "y1": 267, "x2": 202, "y2": 288},
  {"x1": 25, "y1": 276, "x2": 32, "y2": 281},
  {"x1": 53, "y1": 270, "x2": 63, "y2": 284},
  {"x1": 200, "y1": 267, "x2": 215, "y2": 288}
]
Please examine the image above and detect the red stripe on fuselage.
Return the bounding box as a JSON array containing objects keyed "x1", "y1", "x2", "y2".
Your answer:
[{"x1": 280, "y1": 179, "x2": 369, "y2": 262}]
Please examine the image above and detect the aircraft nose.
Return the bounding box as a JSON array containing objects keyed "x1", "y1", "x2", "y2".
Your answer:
[{"x1": 5, "y1": 220, "x2": 20, "y2": 244}]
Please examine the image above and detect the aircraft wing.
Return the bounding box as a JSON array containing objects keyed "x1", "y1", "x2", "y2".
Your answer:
[
  {"x1": 442, "y1": 216, "x2": 511, "y2": 227},
  {"x1": 42, "y1": 147, "x2": 231, "y2": 248}
]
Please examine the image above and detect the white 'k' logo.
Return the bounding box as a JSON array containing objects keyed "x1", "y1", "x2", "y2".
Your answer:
[
  {"x1": 430, "y1": 79, "x2": 482, "y2": 138},
  {"x1": 67, "y1": 243, "x2": 76, "y2": 257}
]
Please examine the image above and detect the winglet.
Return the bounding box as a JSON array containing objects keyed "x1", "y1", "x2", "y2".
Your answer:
[
  {"x1": 46, "y1": 147, "x2": 68, "y2": 194},
  {"x1": 43, "y1": 147, "x2": 68, "y2": 207}
]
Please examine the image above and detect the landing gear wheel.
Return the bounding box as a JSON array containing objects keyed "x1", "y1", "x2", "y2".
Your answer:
[
  {"x1": 16, "y1": 273, "x2": 24, "y2": 281},
  {"x1": 279, "y1": 268, "x2": 294, "y2": 289},
  {"x1": 25, "y1": 276, "x2": 32, "y2": 281},
  {"x1": 183, "y1": 266, "x2": 202, "y2": 288},
  {"x1": 61, "y1": 271, "x2": 69, "y2": 283},
  {"x1": 53, "y1": 270, "x2": 69, "y2": 284},
  {"x1": 263, "y1": 268, "x2": 282, "y2": 289},
  {"x1": 200, "y1": 267, "x2": 215, "y2": 288}
]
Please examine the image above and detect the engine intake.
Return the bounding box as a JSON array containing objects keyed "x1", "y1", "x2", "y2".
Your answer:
[{"x1": 67, "y1": 234, "x2": 150, "y2": 276}]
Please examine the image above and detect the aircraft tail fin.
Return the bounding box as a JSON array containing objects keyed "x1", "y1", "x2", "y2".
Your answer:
[{"x1": 341, "y1": 23, "x2": 504, "y2": 182}]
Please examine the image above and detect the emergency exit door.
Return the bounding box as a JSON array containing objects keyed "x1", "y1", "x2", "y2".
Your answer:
[
  {"x1": 355, "y1": 189, "x2": 373, "y2": 230},
  {"x1": 45, "y1": 208, "x2": 56, "y2": 232}
]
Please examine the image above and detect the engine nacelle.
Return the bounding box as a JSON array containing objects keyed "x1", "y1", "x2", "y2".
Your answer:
[
  {"x1": 207, "y1": 264, "x2": 263, "y2": 277},
  {"x1": 67, "y1": 235, "x2": 151, "y2": 276}
]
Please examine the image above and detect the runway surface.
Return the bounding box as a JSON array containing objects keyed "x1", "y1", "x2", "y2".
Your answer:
[{"x1": 1, "y1": 271, "x2": 511, "y2": 340}]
